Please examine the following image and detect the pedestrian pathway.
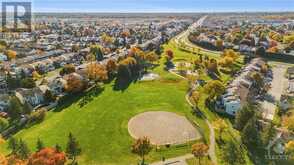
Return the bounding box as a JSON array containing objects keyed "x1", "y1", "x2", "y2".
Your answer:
[{"x1": 151, "y1": 154, "x2": 193, "y2": 165}]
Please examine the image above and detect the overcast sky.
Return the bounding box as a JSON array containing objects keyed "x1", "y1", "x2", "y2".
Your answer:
[{"x1": 2, "y1": 0, "x2": 294, "y2": 12}]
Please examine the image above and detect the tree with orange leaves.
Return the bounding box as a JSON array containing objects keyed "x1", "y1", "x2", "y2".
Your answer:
[
  {"x1": 165, "y1": 49, "x2": 174, "y2": 60},
  {"x1": 6, "y1": 156, "x2": 27, "y2": 165},
  {"x1": 28, "y1": 147, "x2": 66, "y2": 165},
  {"x1": 191, "y1": 142, "x2": 209, "y2": 165},
  {"x1": 106, "y1": 59, "x2": 117, "y2": 76},
  {"x1": 65, "y1": 73, "x2": 85, "y2": 93},
  {"x1": 121, "y1": 31, "x2": 130, "y2": 38},
  {"x1": 132, "y1": 137, "x2": 152, "y2": 165},
  {"x1": 86, "y1": 63, "x2": 108, "y2": 82},
  {"x1": 5, "y1": 50, "x2": 17, "y2": 60},
  {"x1": 0, "y1": 154, "x2": 7, "y2": 165},
  {"x1": 128, "y1": 47, "x2": 141, "y2": 57}
]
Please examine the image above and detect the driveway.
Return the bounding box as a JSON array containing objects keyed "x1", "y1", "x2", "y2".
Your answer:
[{"x1": 261, "y1": 66, "x2": 287, "y2": 120}]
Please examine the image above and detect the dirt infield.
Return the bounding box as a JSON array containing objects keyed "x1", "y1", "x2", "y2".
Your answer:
[{"x1": 128, "y1": 111, "x2": 201, "y2": 145}]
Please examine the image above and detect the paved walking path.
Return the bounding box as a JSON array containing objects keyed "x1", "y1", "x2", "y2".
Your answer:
[
  {"x1": 184, "y1": 82, "x2": 217, "y2": 165},
  {"x1": 151, "y1": 154, "x2": 193, "y2": 165}
]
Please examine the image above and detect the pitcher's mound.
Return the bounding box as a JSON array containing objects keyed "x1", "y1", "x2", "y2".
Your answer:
[{"x1": 128, "y1": 111, "x2": 201, "y2": 145}]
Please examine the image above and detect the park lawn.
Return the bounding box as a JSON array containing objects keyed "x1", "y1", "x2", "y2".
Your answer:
[
  {"x1": 0, "y1": 42, "x2": 212, "y2": 165},
  {"x1": 0, "y1": 34, "x2": 246, "y2": 165},
  {"x1": 0, "y1": 77, "x2": 198, "y2": 165}
]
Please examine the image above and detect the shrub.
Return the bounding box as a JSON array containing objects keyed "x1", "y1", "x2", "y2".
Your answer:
[
  {"x1": 20, "y1": 78, "x2": 36, "y2": 89},
  {"x1": 0, "y1": 117, "x2": 8, "y2": 132},
  {"x1": 29, "y1": 109, "x2": 46, "y2": 124}
]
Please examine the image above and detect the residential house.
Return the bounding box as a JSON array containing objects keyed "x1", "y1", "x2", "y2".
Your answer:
[
  {"x1": 0, "y1": 72, "x2": 7, "y2": 93},
  {"x1": 220, "y1": 58, "x2": 266, "y2": 115},
  {"x1": 287, "y1": 67, "x2": 294, "y2": 95},
  {"x1": 15, "y1": 87, "x2": 45, "y2": 107},
  {"x1": 288, "y1": 80, "x2": 294, "y2": 94},
  {"x1": 287, "y1": 67, "x2": 294, "y2": 80},
  {"x1": 48, "y1": 77, "x2": 67, "y2": 95},
  {"x1": 0, "y1": 53, "x2": 8, "y2": 62},
  {"x1": 0, "y1": 94, "x2": 10, "y2": 112}
]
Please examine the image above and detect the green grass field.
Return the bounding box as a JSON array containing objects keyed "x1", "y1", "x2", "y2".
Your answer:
[
  {"x1": 0, "y1": 41, "x2": 213, "y2": 165},
  {"x1": 1, "y1": 73, "x2": 199, "y2": 165},
  {"x1": 0, "y1": 36, "x2": 250, "y2": 165}
]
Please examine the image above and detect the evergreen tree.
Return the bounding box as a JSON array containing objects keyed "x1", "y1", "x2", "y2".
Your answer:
[
  {"x1": 235, "y1": 104, "x2": 256, "y2": 131},
  {"x1": 55, "y1": 144, "x2": 62, "y2": 153},
  {"x1": 241, "y1": 116, "x2": 261, "y2": 148},
  {"x1": 221, "y1": 141, "x2": 246, "y2": 165},
  {"x1": 44, "y1": 90, "x2": 56, "y2": 103},
  {"x1": 90, "y1": 45, "x2": 103, "y2": 61},
  {"x1": 36, "y1": 138, "x2": 44, "y2": 151},
  {"x1": 8, "y1": 137, "x2": 19, "y2": 154},
  {"x1": 261, "y1": 122, "x2": 276, "y2": 147},
  {"x1": 0, "y1": 117, "x2": 8, "y2": 132},
  {"x1": 7, "y1": 97, "x2": 23, "y2": 120},
  {"x1": 66, "y1": 133, "x2": 81, "y2": 162},
  {"x1": 20, "y1": 77, "x2": 36, "y2": 88},
  {"x1": 23, "y1": 102, "x2": 32, "y2": 115},
  {"x1": 18, "y1": 139, "x2": 30, "y2": 160},
  {"x1": 6, "y1": 73, "x2": 19, "y2": 90}
]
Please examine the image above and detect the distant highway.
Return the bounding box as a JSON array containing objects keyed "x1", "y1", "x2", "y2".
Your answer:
[
  {"x1": 175, "y1": 16, "x2": 207, "y2": 44},
  {"x1": 174, "y1": 16, "x2": 221, "y2": 58},
  {"x1": 188, "y1": 15, "x2": 207, "y2": 31}
]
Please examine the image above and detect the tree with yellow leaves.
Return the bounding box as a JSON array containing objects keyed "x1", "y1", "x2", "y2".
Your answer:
[
  {"x1": 101, "y1": 33, "x2": 113, "y2": 45},
  {"x1": 5, "y1": 50, "x2": 17, "y2": 60},
  {"x1": 145, "y1": 52, "x2": 158, "y2": 65},
  {"x1": 32, "y1": 71, "x2": 42, "y2": 80},
  {"x1": 282, "y1": 115, "x2": 294, "y2": 132},
  {"x1": 285, "y1": 140, "x2": 294, "y2": 156},
  {"x1": 204, "y1": 80, "x2": 225, "y2": 101},
  {"x1": 283, "y1": 33, "x2": 294, "y2": 44},
  {"x1": 224, "y1": 49, "x2": 239, "y2": 60},
  {"x1": 215, "y1": 39, "x2": 223, "y2": 50},
  {"x1": 187, "y1": 74, "x2": 198, "y2": 88},
  {"x1": 190, "y1": 90, "x2": 201, "y2": 109},
  {"x1": 213, "y1": 119, "x2": 228, "y2": 141},
  {"x1": 219, "y1": 49, "x2": 239, "y2": 68},
  {"x1": 219, "y1": 56, "x2": 234, "y2": 67},
  {"x1": 0, "y1": 45, "x2": 6, "y2": 53}
]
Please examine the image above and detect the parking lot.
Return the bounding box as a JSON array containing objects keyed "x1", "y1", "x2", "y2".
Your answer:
[{"x1": 261, "y1": 66, "x2": 288, "y2": 120}]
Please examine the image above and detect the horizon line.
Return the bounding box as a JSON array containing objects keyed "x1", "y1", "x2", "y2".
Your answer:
[{"x1": 31, "y1": 11, "x2": 294, "y2": 14}]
